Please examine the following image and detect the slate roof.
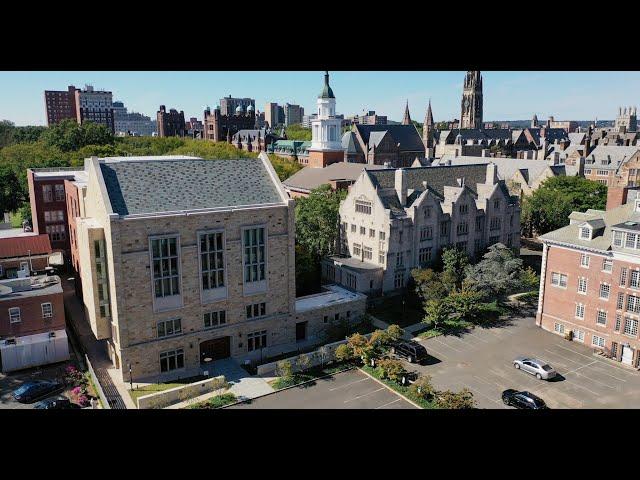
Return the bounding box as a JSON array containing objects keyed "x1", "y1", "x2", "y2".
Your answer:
[
  {"x1": 355, "y1": 124, "x2": 424, "y2": 152},
  {"x1": 584, "y1": 145, "x2": 640, "y2": 171},
  {"x1": 0, "y1": 234, "x2": 52, "y2": 260},
  {"x1": 99, "y1": 158, "x2": 284, "y2": 216},
  {"x1": 341, "y1": 131, "x2": 363, "y2": 154},
  {"x1": 283, "y1": 161, "x2": 385, "y2": 192}
]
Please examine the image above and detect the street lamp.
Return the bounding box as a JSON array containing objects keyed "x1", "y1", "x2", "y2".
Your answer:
[{"x1": 128, "y1": 363, "x2": 133, "y2": 391}]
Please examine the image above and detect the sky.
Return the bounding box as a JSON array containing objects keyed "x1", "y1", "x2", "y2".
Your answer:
[{"x1": 1, "y1": 71, "x2": 639, "y2": 126}]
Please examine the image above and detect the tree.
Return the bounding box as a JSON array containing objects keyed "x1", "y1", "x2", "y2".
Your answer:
[
  {"x1": 466, "y1": 243, "x2": 524, "y2": 297},
  {"x1": 385, "y1": 324, "x2": 404, "y2": 343},
  {"x1": 334, "y1": 344, "x2": 353, "y2": 363},
  {"x1": 0, "y1": 165, "x2": 23, "y2": 217},
  {"x1": 435, "y1": 388, "x2": 476, "y2": 409},
  {"x1": 521, "y1": 266, "x2": 540, "y2": 291},
  {"x1": 521, "y1": 176, "x2": 607, "y2": 236},
  {"x1": 276, "y1": 360, "x2": 293, "y2": 380},
  {"x1": 411, "y1": 268, "x2": 448, "y2": 304},
  {"x1": 410, "y1": 374, "x2": 435, "y2": 400},
  {"x1": 346, "y1": 333, "x2": 369, "y2": 359},
  {"x1": 317, "y1": 345, "x2": 330, "y2": 368},
  {"x1": 445, "y1": 286, "x2": 486, "y2": 323},
  {"x1": 12, "y1": 126, "x2": 47, "y2": 144},
  {"x1": 296, "y1": 354, "x2": 311, "y2": 373},
  {"x1": 0, "y1": 120, "x2": 15, "y2": 148},
  {"x1": 423, "y1": 299, "x2": 451, "y2": 330},
  {"x1": 295, "y1": 244, "x2": 320, "y2": 296},
  {"x1": 375, "y1": 359, "x2": 407, "y2": 383},
  {"x1": 295, "y1": 184, "x2": 347, "y2": 259},
  {"x1": 442, "y1": 246, "x2": 469, "y2": 289},
  {"x1": 42, "y1": 119, "x2": 114, "y2": 152}
]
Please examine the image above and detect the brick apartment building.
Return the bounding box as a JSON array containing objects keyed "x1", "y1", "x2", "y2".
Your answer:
[
  {"x1": 62, "y1": 153, "x2": 365, "y2": 383},
  {"x1": 44, "y1": 85, "x2": 79, "y2": 125},
  {"x1": 157, "y1": 105, "x2": 186, "y2": 137},
  {"x1": 537, "y1": 186, "x2": 640, "y2": 369},
  {"x1": 0, "y1": 275, "x2": 69, "y2": 372},
  {"x1": 44, "y1": 85, "x2": 115, "y2": 133}
]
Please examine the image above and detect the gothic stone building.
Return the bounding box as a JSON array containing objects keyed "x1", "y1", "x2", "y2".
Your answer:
[
  {"x1": 203, "y1": 104, "x2": 258, "y2": 143},
  {"x1": 322, "y1": 163, "x2": 521, "y2": 295},
  {"x1": 461, "y1": 71, "x2": 483, "y2": 129},
  {"x1": 341, "y1": 124, "x2": 426, "y2": 168}
]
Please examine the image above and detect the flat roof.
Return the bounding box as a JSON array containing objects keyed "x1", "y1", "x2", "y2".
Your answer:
[
  {"x1": 328, "y1": 255, "x2": 384, "y2": 273},
  {"x1": 0, "y1": 275, "x2": 62, "y2": 300},
  {"x1": 295, "y1": 284, "x2": 366, "y2": 313},
  {"x1": 0, "y1": 228, "x2": 38, "y2": 239}
]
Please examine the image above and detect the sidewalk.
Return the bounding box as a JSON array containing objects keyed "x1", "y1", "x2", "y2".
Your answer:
[{"x1": 208, "y1": 358, "x2": 274, "y2": 401}]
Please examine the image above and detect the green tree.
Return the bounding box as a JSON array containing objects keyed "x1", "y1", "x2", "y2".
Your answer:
[
  {"x1": 295, "y1": 244, "x2": 320, "y2": 296},
  {"x1": 0, "y1": 164, "x2": 22, "y2": 217},
  {"x1": 385, "y1": 324, "x2": 404, "y2": 343},
  {"x1": 375, "y1": 358, "x2": 407, "y2": 383},
  {"x1": 521, "y1": 176, "x2": 607, "y2": 236},
  {"x1": 411, "y1": 268, "x2": 448, "y2": 304},
  {"x1": 435, "y1": 388, "x2": 476, "y2": 409},
  {"x1": 276, "y1": 360, "x2": 293, "y2": 380},
  {"x1": 442, "y1": 246, "x2": 469, "y2": 289},
  {"x1": 12, "y1": 126, "x2": 47, "y2": 144},
  {"x1": 423, "y1": 299, "x2": 451, "y2": 330},
  {"x1": 334, "y1": 344, "x2": 353, "y2": 363},
  {"x1": 410, "y1": 375, "x2": 435, "y2": 400},
  {"x1": 42, "y1": 119, "x2": 114, "y2": 152},
  {"x1": 466, "y1": 243, "x2": 524, "y2": 297},
  {"x1": 521, "y1": 266, "x2": 540, "y2": 291},
  {"x1": 445, "y1": 287, "x2": 486, "y2": 323},
  {"x1": 0, "y1": 120, "x2": 15, "y2": 148}
]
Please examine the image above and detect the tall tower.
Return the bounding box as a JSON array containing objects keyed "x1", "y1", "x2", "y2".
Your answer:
[
  {"x1": 402, "y1": 100, "x2": 412, "y2": 125},
  {"x1": 308, "y1": 71, "x2": 344, "y2": 168},
  {"x1": 460, "y1": 71, "x2": 483, "y2": 129},
  {"x1": 422, "y1": 99, "x2": 435, "y2": 156}
]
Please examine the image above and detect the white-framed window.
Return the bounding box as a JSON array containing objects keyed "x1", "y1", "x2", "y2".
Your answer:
[
  {"x1": 246, "y1": 302, "x2": 266, "y2": 319},
  {"x1": 199, "y1": 231, "x2": 225, "y2": 290},
  {"x1": 554, "y1": 323, "x2": 565, "y2": 334},
  {"x1": 157, "y1": 318, "x2": 182, "y2": 338},
  {"x1": 44, "y1": 210, "x2": 64, "y2": 223},
  {"x1": 596, "y1": 310, "x2": 607, "y2": 326},
  {"x1": 615, "y1": 314, "x2": 622, "y2": 332},
  {"x1": 591, "y1": 335, "x2": 605, "y2": 348},
  {"x1": 8, "y1": 307, "x2": 21, "y2": 323},
  {"x1": 630, "y1": 270, "x2": 640, "y2": 289},
  {"x1": 247, "y1": 330, "x2": 267, "y2": 351},
  {"x1": 54, "y1": 184, "x2": 65, "y2": 202},
  {"x1": 624, "y1": 317, "x2": 638, "y2": 337},
  {"x1": 351, "y1": 224, "x2": 356, "y2": 233},
  {"x1": 46, "y1": 224, "x2": 66, "y2": 241},
  {"x1": 628, "y1": 295, "x2": 640, "y2": 313},
  {"x1": 580, "y1": 226, "x2": 592, "y2": 240},
  {"x1": 42, "y1": 184, "x2": 53, "y2": 202},
  {"x1": 379, "y1": 231, "x2": 386, "y2": 241},
  {"x1": 360, "y1": 226, "x2": 366, "y2": 235},
  {"x1": 626, "y1": 233, "x2": 638, "y2": 249},
  {"x1": 243, "y1": 227, "x2": 266, "y2": 284},
  {"x1": 575, "y1": 303, "x2": 585, "y2": 319},
  {"x1": 204, "y1": 310, "x2": 226, "y2": 329},
  {"x1": 602, "y1": 259, "x2": 613, "y2": 272},
  {"x1": 151, "y1": 236, "x2": 180, "y2": 298},
  {"x1": 599, "y1": 283, "x2": 610, "y2": 300},
  {"x1": 378, "y1": 252, "x2": 385, "y2": 265},
  {"x1": 355, "y1": 200, "x2": 372, "y2": 215},
  {"x1": 613, "y1": 231, "x2": 623, "y2": 247},
  {"x1": 577, "y1": 277, "x2": 587, "y2": 294},
  {"x1": 617, "y1": 292, "x2": 625, "y2": 310},
  {"x1": 580, "y1": 254, "x2": 590, "y2": 268},
  {"x1": 353, "y1": 244, "x2": 361, "y2": 256},
  {"x1": 573, "y1": 329, "x2": 585, "y2": 343},
  {"x1": 363, "y1": 246, "x2": 372, "y2": 260},
  {"x1": 160, "y1": 348, "x2": 184, "y2": 372},
  {"x1": 551, "y1": 272, "x2": 568, "y2": 288},
  {"x1": 41, "y1": 302, "x2": 53, "y2": 319},
  {"x1": 620, "y1": 267, "x2": 628, "y2": 286}
]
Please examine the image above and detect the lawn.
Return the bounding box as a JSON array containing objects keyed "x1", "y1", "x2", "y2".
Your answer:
[
  {"x1": 368, "y1": 296, "x2": 424, "y2": 328},
  {"x1": 187, "y1": 393, "x2": 237, "y2": 409},
  {"x1": 360, "y1": 365, "x2": 436, "y2": 409},
  {"x1": 269, "y1": 362, "x2": 355, "y2": 390},
  {"x1": 128, "y1": 375, "x2": 209, "y2": 403}
]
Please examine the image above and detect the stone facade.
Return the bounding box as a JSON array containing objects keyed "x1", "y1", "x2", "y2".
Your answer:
[
  {"x1": 460, "y1": 71, "x2": 482, "y2": 129},
  {"x1": 157, "y1": 106, "x2": 185, "y2": 137}
]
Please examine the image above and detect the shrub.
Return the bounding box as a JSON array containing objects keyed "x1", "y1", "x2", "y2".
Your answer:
[
  {"x1": 385, "y1": 324, "x2": 404, "y2": 343},
  {"x1": 276, "y1": 360, "x2": 293, "y2": 380},
  {"x1": 296, "y1": 354, "x2": 311, "y2": 372},
  {"x1": 435, "y1": 388, "x2": 476, "y2": 409},
  {"x1": 375, "y1": 358, "x2": 407, "y2": 383},
  {"x1": 410, "y1": 375, "x2": 436, "y2": 400},
  {"x1": 334, "y1": 344, "x2": 353, "y2": 363}
]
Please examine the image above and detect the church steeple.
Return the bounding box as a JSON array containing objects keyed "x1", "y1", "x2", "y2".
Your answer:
[
  {"x1": 402, "y1": 100, "x2": 412, "y2": 125},
  {"x1": 423, "y1": 99, "x2": 435, "y2": 155},
  {"x1": 461, "y1": 70, "x2": 483, "y2": 129}
]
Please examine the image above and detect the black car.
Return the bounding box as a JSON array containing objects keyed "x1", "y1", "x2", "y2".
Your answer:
[
  {"x1": 501, "y1": 389, "x2": 548, "y2": 409},
  {"x1": 12, "y1": 380, "x2": 65, "y2": 404},
  {"x1": 389, "y1": 340, "x2": 429, "y2": 364},
  {"x1": 33, "y1": 398, "x2": 81, "y2": 410}
]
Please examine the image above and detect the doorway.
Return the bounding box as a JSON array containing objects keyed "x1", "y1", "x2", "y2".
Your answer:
[
  {"x1": 296, "y1": 321, "x2": 308, "y2": 342},
  {"x1": 200, "y1": 337, "x2": 231, "y2": 363},
  {"x1": 621, "y1": 345, "x2": 634, "y2": 366}
]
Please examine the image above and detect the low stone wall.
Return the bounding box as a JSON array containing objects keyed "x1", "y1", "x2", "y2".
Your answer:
[
  {"x1": 137, "y1": 376, "x2": 226, "y2": 409},
  {"x1": 256, "y1": 333, "x2": 373, "y2": 376}
]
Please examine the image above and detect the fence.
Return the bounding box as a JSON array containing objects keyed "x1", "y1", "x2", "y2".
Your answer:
[{"x1": 85, "y1": 354, "x2": 110, "y2": 409}]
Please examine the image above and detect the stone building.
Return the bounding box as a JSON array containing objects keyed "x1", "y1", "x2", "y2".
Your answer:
[
  {"x1": 203, "y1": 104, "x2": 257, "y2": 142},
  {"x1": 322, "y1": 163, "x2": 521, "y2": 295},
  {"x1": 460, "y1": 71, "x2": 483, "y2": 129},
  {"x1": 581, "y1": 145, "x2": 640, "y2": 187},
  {"x1": 63, "y1": 154, "x2": 364, "y2": 382},
  {"x1": 536, "y1": 186, "x2": 640, "y2": 368},
  {"x1": 157, "y1": 105, "x2": 186, "y2": 137},
  {"x1": 615, "y1": 107, "x2": 638, "y2": 133},
  {"x1": 75, "y1": 85, "x2": 115, "y2": 133},
  {"x1": 231, "y1": 128, "x2": 280, "y2": 152}
]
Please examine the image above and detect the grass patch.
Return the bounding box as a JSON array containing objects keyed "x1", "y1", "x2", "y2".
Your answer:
[
  {"x1": 269, "y1": 362, "x2": 355, "y2": 390},
  {"x1": 128, "y1": 375, "x2": 209, "y2": 403},
  {"x1": 10, "y1": 211, "x2": 23, "y2": 228},
  {"x1": 368, "y1": 296, "x2": 424, "y2": 328},
  {"x1": 360, "y1": 365, "x2": 436, "y2": 409},
  {"x1": 187, "y1": 393, "x2": 237, "y2": 409}
]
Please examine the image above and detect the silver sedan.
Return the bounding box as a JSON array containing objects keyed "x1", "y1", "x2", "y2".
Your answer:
[{"x1": 513, "y1": 357, "x2": 557, "y2": 380}]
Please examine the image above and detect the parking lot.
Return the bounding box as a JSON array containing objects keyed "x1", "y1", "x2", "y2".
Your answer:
[
  {"x1": 229, "y1": 369, "x2": 417, "y2": 409},
  {"x1": 411, "y1": 316, "x2": 640, "y2": 409},
  {"x1": 0, "y1": 362, "x2": 71, "y2": 409}
]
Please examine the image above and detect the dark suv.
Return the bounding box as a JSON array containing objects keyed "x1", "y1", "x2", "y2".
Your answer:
[
  {"x1": 501, "y1": 389, "x2": 548, "y2": 409},
  {"x1": 389, "y1": 340, "x2": 428, "y2": 364}
]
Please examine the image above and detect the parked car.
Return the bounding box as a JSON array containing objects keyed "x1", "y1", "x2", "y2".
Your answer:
[
  {"x1": 390, "y1": 340, "x2": 429, "y2": 364},
  {"x1": 502, "y1": 389, "x2": 548, "y2": 409},
  {"x1": 513, "y1": 357, "x2": 557, "y2": 380},
  {"x1": 33, "y1": 398, "x2": 81, "y2": 410},
  {"x1": 12, "y1": 380, "x2": 64, "y2": 403}
]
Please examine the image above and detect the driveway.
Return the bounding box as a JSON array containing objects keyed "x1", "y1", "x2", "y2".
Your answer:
[
  {"x1": 408, "y1": 316, "x2": 640, "y2": 409},
  {"x1": 228, "y1": 369, "x2": 417, "y2": 409}
]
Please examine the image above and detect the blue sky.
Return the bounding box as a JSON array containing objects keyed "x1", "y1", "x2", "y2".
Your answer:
[{"x1": 2, "y1": 71, "x2": 639, "y2": 126}]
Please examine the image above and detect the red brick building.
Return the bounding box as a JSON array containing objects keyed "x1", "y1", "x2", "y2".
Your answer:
[
  {"x1": 0, "y1": 234, "x2": 52, "y2": 279},
  {"x1": 44, "y1": 85, "x2": 79, "y2": 126},
  {"x1": 537, "y1": 186, "x2": 640, "y2": 369}
]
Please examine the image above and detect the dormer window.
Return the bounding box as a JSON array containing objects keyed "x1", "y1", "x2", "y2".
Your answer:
[
  {"x1": 579, "y1": 226, "x2": 592, "y2": 240},
  {"x1": 613, "y1": 230, "x2": 623, "y2": 247}
]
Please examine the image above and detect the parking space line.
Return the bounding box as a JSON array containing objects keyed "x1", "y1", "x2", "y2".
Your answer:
[
  {"x1": 561, "y1": 377, "x2": 601, "y2": 396},
  {"x1": 434, "y1": 337, "x2": 463, "y2": 353},
  {"x1": 328, "y1": 377, "x2": 369, "y2": 392},
  {"x1": 343, "y1": 387, "x2": 385, "y2": 403},
  {"x1": 554, "y1": 344, "x2": 636, "y2": 379},
  {"x1": 423, "y1": 344, "x2": 450, "y2": 360},
  {"x1": 542, "y1": 349, "x2": 617, "y2": 389},
  {"x1": 464, "y1": 331, "x2": 492, "y2": 343},
  {"x1": 374, "y1": 398, "x2": 402, "y2": 409},
  {"x1": 544, "y1": 349, "x2": 583, "y2": 366},
  {"x1": 451, "y1": 380, "x2": 504, "y2": 408},
  {"x1": 566, "y1": 370, "x2": 616, "y2": 390},
  {"x1": 586, "y1": 364, "x2": 629, "y2": 383},
  {"x1": 563, "y1": 360, "x2": 598, "y2": 377},
  {"x1": 450, "y1": 335, "x2": 480, "y2": 349}
]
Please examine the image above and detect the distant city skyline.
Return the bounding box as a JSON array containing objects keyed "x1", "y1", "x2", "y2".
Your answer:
[{"x1": 2, "y1": 71, "x2": 640, "y2": 126}]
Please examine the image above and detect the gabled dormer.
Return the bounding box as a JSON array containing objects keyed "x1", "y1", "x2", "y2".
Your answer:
[{"x1": 578, "y1": 219, "x2": 605, "y2": 241}]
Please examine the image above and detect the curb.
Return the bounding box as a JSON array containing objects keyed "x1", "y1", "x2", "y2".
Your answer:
[
  {"x1": 357, "y1": 367, "x2": 423, "y2": 409},
  {"x1": 218, "y1": 365, "x2": 357, "y2": 409}
]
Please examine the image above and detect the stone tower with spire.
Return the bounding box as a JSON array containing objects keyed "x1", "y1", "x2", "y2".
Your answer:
[
  {"x1": 402, "y1": 100, "x2": 412, "y2": 125},
  {"x1": 422, "y1": 100, "x2": 435, "y2": 157},
  {"x1": 460, "y1": 71, "x2": 483, "y2": 129}
]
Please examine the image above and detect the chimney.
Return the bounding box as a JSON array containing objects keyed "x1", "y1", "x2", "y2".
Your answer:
[
  {"x1": 486, "y1": 162, "x2": 498, "y2": 185},
  {"x1": 576, "y1": 156, "x2": 585, "y2": 177},
  {"x1": 607, "y1": 186, "x2": 632, "y2": 210},
  {"x1": 395, "y1": 168, "x2": 407, "y2": 206}
]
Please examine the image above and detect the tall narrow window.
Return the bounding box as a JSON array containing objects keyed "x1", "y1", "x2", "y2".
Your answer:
[
  {"x1": 151, "y1": 237, "x2": 180, "y2": 298},
  {"x1": 243, "y1": 228, "x2": 265, "y2": 283},
  {"x1": 200, "y1": 232, "x2": 224, "y2": 290}
]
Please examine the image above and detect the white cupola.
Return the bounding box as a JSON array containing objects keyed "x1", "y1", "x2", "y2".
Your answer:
[{"x1": 310, "y1": 71, "x2": 343, "y2": 151}]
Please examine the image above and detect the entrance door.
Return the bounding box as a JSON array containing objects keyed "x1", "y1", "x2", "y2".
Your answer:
[
  {"x1": 296, "y1": 321, "x2": 308, "y2": 342},
  {"x1": 200, "y1": 337, "x2": 231, "y2": 363},
  {"x1": 621, "y1": 345, "x2": 634, "y2": 366}
]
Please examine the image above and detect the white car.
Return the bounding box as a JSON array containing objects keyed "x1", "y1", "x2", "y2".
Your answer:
[{"x1": 513, "y1": 357, "x2": 557, "y2": 380}]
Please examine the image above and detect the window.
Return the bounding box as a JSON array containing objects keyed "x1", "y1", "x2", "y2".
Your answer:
[
  {"x1": 627, "y1": 295, "x2": 640, "y2": 313},
  {"x1": 199, "y1": 232, "x2": 225, "y2": 290},
  {"x1": 493, "y1": 199, "x2": 500, "y2": 210},
  {"x1": 351, "y1": 224, "x2": 356, "y2": 233},
  {"x1": 456, "y1": 222, "x2": 469, "y2": 235},
  {"x1": 44, "y1": 210, "x2": 64, "y2": 223},
  {"x1": 204, "y1": 310, "x2": 226, "y2": 329},
  {"x1": 424, "y1": 207, "x2": 432, "y2": 219},
  {"x1": 599, "y1": 283, "x2": 610, "y2": 300},
  {"x1": 626, "y1": 233, "x2": 638, "y2": 249},
  {"x1": 54, "y1": 184, "x2": 65, "y2": 201},
  {"x1": 573, "y1": 330, "x2": 585, "y2": 343},
  {"x1": 475, "y1": 217, "x2": 484, "y2": 232},
  {"x1": 246, "y1": 302, "x2": 266, "y2": 319},
  {"x1": 617, "y1": 292, "x2": 625, "y2": 309},
  {"x1": 157, "y1": 318, "x2": 182, "y2": 338},
  {"x1": 378, "y1": 252, "x2": 385, "y2": 265},
  {"x1": 243, "y1": 227, "x2": 265, "y2": 283},
  {"x1": 399, "y1": 231, "x2": 403, "y2": 243},
  {"x1": 345, "y1": 272, "x2": 357, "y2": 289},
  {"x1": 353, "y1": 244, "x2": 361, "y2": 256},
  {"x1": 580, "y1": 227, "x2": 591, "y2": 240},
  {"x1": 9, "y1": 307, "x2": 21, "y2": 323},
  {"x1": 46, "y1": 224, "x2": 66, "y2": 241},
  {"x1": 592, "y1": 335, "x2": 605, "y2": 348},
  {"x1": 631, "y1": 270, "x2": 640, "y2": 289},
  {"x1": 360, "y1": 226, "x2": 366, "y2": 235},
  {"x1": 379, "y1": 231, "x2": 386, "y2": 241},
  {"x1": 474, "y1": 239, "x2": 483, "y2": 253},
  {"x1": 620, "y1": 267, "x2": 628, "y2": 286},
  {"x1": 554, "y1": 323, "x2": 565, "y2": 334},
  {"x1": 419, "y1": 247, "x2": 432, "y2": 265},
  {"x1": 369, "y1": 229, "x2": 375, "y2": 238},
  {"x1": 459, "y1": 204, "x2": 468, "y2": 215},
  {"x1": 440, "y1": 221, "x2": 449, "y2": 236},
  {"x1": 396, "y1": 252, "x2": 404, "y2": 266},
  {"x1": 613, "y1": 231, "x2": 623, "y2": 247},
  {"x1": 394, "y1": 271, "x2": 404, "y2": 289},
  {"x1": 577, "y1": 277, "x2": 587, "y2": 294},
  {"x1": 490, "y1": 217, "x2": 501, "y2": 231},
  {"x1": 580, "y1": 254, "x2": 590, "y2": 268},
  {"x1": 615, "y1": 314, "x2": 622, "y2": 332},
  {"x1": 420, "y1": 226, "x2": 433, "y2": 241},
  {"x1": 624, "y1": 317, "x2": 638, "y2": 336},
  {"x1": 355, "y1": 200, "x2": 372, "y2": 215},
  {"x1": 151, "y1": 237, "x2": 180, "y2": 298},
  {"x1": 363, "y1": 246, "x2": 372, "y2": 260},
  {"x1": 41, "y1": 303, "x2": 53, "y2": 319},
  {"x1": 575, "y1": 303, "x2": 585, "y2": 319},
  {"x1": 551, "y1": 272, "x2": 568, "y2": 288},
  {"x1": 42, "y1": 185, "x2": 53, "y2": 202},
  {"x1": 247, "y1": 330, "x2": 267, "y2": 351},
  {"x1": 596, "y1": 310, "x2": 607, "y2": 326},
  {"x1": 603, "y1": 259, "x2": 613, "y2": 272},
  {"x1": 160, "y1": 349, "x2": 184, "y2": 372}
]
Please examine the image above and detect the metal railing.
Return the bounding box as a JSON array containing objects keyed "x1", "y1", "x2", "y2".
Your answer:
[{"x1": 85, "y1": 354, "x2": 110, "y2": 409}]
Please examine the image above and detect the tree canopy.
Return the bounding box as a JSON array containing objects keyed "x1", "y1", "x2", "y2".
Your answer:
[
  {"x1": 42, "y1": 119, "x2": 114, "y2": 152},
  {"x1": 521, "y1": 176, "x2": 607, "y2": 236},
  {"x1": 281, "y1": 125, "x2": 311, "y2": 141},
  {"x1": 466, "y1": 243, "x2": 524, "y2": 296}
]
